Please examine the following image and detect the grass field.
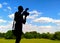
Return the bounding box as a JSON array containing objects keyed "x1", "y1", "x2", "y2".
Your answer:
[{"x1": 0, "y1": 38, "x2": 60, "y2": 43}]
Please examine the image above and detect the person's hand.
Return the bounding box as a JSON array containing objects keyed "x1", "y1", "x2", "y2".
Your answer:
[{"x1": 25, "y1": 8, "x2": 29, "y2": 11}]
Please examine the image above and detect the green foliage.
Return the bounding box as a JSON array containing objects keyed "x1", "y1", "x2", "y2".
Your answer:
[
  {"x1": 0, "y1": 30, "x2": 60, "y2": 40},
  {"x1": 41, "y1": 32, "x2": 53, "y2": 39},
  {"x1": 4, "y1": 30, "x2": 15, "y2": 39},
  {"x1": 24, "y1": 32, "x2": 33, "y2": 39},
  {"x1": 0, "y1": 33, "x2": 5, "y2": 38},
  {"x1": 24, "y1": 31, "x2": 41, "y2": 39},
  {"x1": 53, "y1": 31, "x2": 60, "y2": 40}
]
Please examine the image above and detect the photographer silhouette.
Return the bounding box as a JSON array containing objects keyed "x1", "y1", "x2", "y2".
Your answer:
[{"x1": 12, "y1": 6, "x2": 29, "y2": 43}]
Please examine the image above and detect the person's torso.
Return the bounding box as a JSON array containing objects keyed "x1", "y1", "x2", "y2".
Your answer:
[{"x1": 15, "y1": 12, "x2": 23, "y2": 24}]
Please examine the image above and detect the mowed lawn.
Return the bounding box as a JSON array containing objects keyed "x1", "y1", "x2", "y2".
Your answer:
[{"x1": 0, "y1": 38, "x2": 60, "y2": 43}]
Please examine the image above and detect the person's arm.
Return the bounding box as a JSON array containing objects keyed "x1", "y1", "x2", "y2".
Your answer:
[
  {"x1": 22, "y1": 15, "x2": 26, "y2": 24},
  {"x1": 22, "y1": 8, "x2": 29, "y2": 24},
  {"x1": 12, "y1": 20, "x2": 14, "y2": 30},
  {"x1": 12, "y1": 12, "x2": 16, "y2": 30}
]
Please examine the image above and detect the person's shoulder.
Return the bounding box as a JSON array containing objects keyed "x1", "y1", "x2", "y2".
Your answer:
[{"x1": 15, "y1": 12, "x2": 18, "y2": 14}]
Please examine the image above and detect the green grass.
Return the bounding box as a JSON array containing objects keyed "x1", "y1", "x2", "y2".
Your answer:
[{"x1": 0, "y1": 38, "x2": 60, "y2": 43}]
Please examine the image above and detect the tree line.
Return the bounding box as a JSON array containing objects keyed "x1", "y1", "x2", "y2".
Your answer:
[{"x1": 0, "y1": 30, "x2": 60, "y2": 40}]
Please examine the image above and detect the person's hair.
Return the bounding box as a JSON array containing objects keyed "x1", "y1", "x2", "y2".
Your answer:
[{"x1": 18, "y1": 6, "x2": 23, "y2": 12}]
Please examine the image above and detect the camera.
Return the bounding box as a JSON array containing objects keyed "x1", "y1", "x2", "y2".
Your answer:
[{"x1": 23, "y1": 8, "x2": 29, "y2": 17}]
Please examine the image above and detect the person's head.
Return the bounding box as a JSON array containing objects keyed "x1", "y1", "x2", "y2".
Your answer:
[{"x1": 18, "y1": 6, "x2": 23, "y2": 12}]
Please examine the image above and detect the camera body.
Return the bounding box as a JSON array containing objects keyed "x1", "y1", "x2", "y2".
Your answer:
[{"x1": 22, "y1": 8, "x2": 29, "y2": 17}]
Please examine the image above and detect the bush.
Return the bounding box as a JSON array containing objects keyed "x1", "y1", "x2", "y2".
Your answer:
[{"x1": 4, "y1": 30, "x2": 15, "y2": 39}]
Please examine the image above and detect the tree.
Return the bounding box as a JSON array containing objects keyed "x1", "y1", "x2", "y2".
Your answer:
[
  {"x1": 0, "y1": 33, "x2": 5, "y2": 38},
  {"x1": 41, "y1": 33, "x2": 47, "y2": 38},
  {"x1": 24, "y1": 31, "x2": 41, "y2": 39},
  {"x1": 5, "y1": 30, "x2": 15, "y2": 39},
  {"x1": 24, "y1": 32, "x2": 34, "y2": 39},
  {"x1": 53, "y1": 31, "x2": 60, "y2": 40}
]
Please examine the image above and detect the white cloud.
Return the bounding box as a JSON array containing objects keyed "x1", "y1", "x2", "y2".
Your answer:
[
  {"x1": 27, "y1": 10, "x2": 42, "y2": 19},
  {"x1": 8, "y1": 10, "x2": 42, "y2": 20},
  {"x1": 33, "y1": 17, "x2": 60, "y2": 25},
  {"x1": 39, "y1": 26, "x2": 52, "y2": 29},
  {"x1": 0, "y1": 21, "x2": 13, "y2": 33},
  {"x1": 0, "y1": 4, "x2": 2, "y2": 8},
  {"x1": 23, "y1": 23, "x2": 60, "y2": 33},
  {"x1": 1, "y1": 11, "x2": 59, "y2": 33},
  {"x1": 34, "y1": 17, "x2": 53, "y2": 23},
  {"x1": 8, "y1": 14, "x2": 14, "y2": 19},
  {"x1": 7, "y1": 6, "x2": 12, "y2": 10},
  {"x1": 27, "y1": 15, "x2": 35, "y2": 19},
  {"x1": 29, "y1": 10, "x2": 42, "y2": 15},
  {"x1": 53, "y1": 20, "x2": 60, "y2": 25},
  {"x1": 0, "y1": 19, "x2": 60, "y2": 33},
  {"x1": 0, "y1": 19, "x2": 7, "y2": 23},
  {"x1": 3, "y1": 2, "x2": 8, "y2": 5}
]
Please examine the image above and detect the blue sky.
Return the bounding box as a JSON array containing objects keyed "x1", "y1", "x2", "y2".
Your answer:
[{"x1": 0, "y1": 0, "x2": 60, "y2": 33}]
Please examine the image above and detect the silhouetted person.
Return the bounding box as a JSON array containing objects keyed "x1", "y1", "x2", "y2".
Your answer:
[{"x1": 12, "y1": 6, "x2": 29, "y2": 43}]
